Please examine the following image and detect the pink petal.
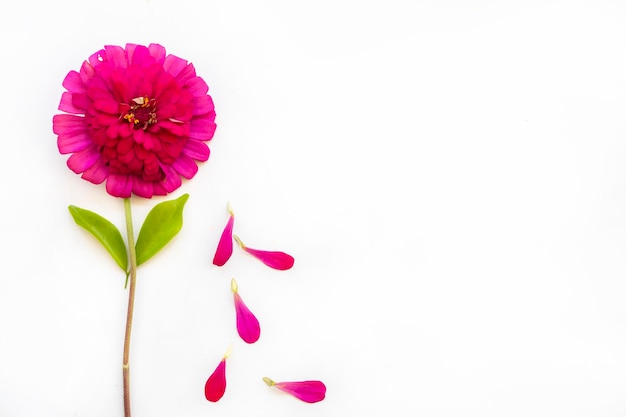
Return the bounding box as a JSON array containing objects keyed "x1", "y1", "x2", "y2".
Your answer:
[
  {"x1": 126, "y1": 43, "x2": 151, "y2": 66},
  {"x1": 172, "y1": 154, "x2": 199, "y2": 179},
  {"x1": 79, "y1": 60, "x2": 95, "y2": 84},
  {"x1": 59, "y1": 92, "x2": 84, "y2": 114},
  {"x1": 148, "y1": 43, "x2": 166, "y2": 64},
  {"x1": 152, "y1": 182, "x2": 168, "y2": 196},
  {"x1": 163, "y1": 54, "x2": 188, "y2": 78},
  {"x1": 52, "y1": 114, "x2": 86, "y2": 134},
  {"x1": 159, "y1": 164, "x2": 182, "y2": 193},
  {"x1": 62, "y1": 70, "x2": 86, "y2": 94},
  {"x1": 231, "y1": 279, "x2": 260, "y2": 344},
  {"x1": 182, "y1": 139, "x2": 210, "y2": 161},
  {"x1": 104, "y1": 45, "x2": 128, "y2": 68},
  {"x1": 131, "y1": 178, "x2": 155, "y2": 198},
  {"x1": 193, "y1": 95, "x2": 215, "y2": 116},
  {"x1": 173, "y1": 63, "x2": 197, "y2": 84},
  {"x1": 88, "y1": 48, "x2": 106, "y2": 67},
  {"x1": 93, "y1": 98, "x2": 119, "y2": 114},
  {"x1": 212, "y1": 206, "x2": 234, "y2": 266},
  {"x1": 233, "y1": 235, "x2": 294, "y2": 270},
  {"x1": 81, "y1": 159, "x2": 108, "y2": 184},
  {"x1": 71, "y1": 93, "x2": 90, "y2": 112},
  {"x1": 66, "y1": 146, "x2": 99, "y2": 173},
  {"x1": 106, "y1": 174, "x2": 132, "y2": 198},
  {"x1": 189, "y1": 118, "x2": 217, "y2": 140},
  {"x1": 185, "y1": 76, "x2": 209, "y2": 96},
  {"x1": 263, "y1": 378, "x2": 326, "y2": 403},
  {"x1": 57, "y1": 130, "x2": 92, "y2": 154},
  {"x1": 157, "y1": 119, "x2": 188, "y2": 136},
  {"x1": 205, "y1": 349, "x2": 230, "y2": 402}
]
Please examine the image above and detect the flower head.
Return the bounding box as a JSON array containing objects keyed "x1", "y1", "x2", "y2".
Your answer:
[
  {"x1": 233, "y1": 235, "x2": 294, "y2": 270},
  {"x1": 53, "y1": 43, "x2": 216, "y2": 198},
  {"x1": 231, "y1": 278, "x2": 260, "y2": 343},
  {"x1": 263, "y1": 377, "x2": 326, "y2": 403},
  {"x1": 205, "y1": 346, "x2": 231, "y2": 402},
  {"x1": 212, "y1": 203, "x2": 235, "y2": 266}
]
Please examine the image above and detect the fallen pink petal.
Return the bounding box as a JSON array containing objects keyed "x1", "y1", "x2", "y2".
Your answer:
[
  {"x1": 212, "y1": 203, "x2": 235, "y2": 266},
  {"x1": 263, "y1": 377, "x2": 326, "y2": 403},
  {"x1": 233, "y1": 235, "x2": 294, "y2": 270},
  {"x1": 231, "y1": 279, "x2": 260, "y2": 343},
  {"x1": 205, "y1": 347, "x2": 231, "y2": 402},
  {"x1": 53, "y1": 43, "x2": 216, "y2": 198}
]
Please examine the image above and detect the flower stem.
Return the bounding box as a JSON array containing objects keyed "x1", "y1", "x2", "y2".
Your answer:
[{"x1": 123, "y1": 198, "x2": 138, "y2": 417}]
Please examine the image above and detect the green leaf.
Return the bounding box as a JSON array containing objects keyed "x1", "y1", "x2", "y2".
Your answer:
[
  {"x1": 135, "y1": 193, "x2": 189, "y2": 266},
  {"x1": 68, "y1": 205, "x2": 128, "y2": 272}
]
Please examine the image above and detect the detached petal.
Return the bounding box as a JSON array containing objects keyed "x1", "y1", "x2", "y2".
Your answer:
[
  {"x1": 263, "y1": 377, "x2": 326, "y2": 403},
  {"x1": 231, "y1": 279, "x2": 260, "y2": 344},
  {"x1": 233, "y1": 235, "x2": 294, "y2": 270},
  {"x1": 205, "y1": 347, "x2": 231, "y2": 402},
  {"x1": 212, "y1": 203, "x2": 234, "y2": 266}
]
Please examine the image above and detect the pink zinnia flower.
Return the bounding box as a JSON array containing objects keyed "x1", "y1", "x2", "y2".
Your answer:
[
  {"x1": 262, "y1": 377, "x2": 326, "y2": 403},
  {"x1": 53, "y1": 43, "x2": 216, "y2": 198},
  {"x1": 212, "y1": 203, "x2": 235, "y2": 266},
  {"x1": 233, "y1": 235, "x2": 295, "y2": 270},
  {"x1": 231, "y1": 278, "x2": 260, "y2": 344},
  {"x1": 205, "y1": 346, "x2": 231, "y2": 402}
]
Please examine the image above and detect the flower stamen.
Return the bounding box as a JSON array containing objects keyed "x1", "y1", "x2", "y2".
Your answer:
[{"x1": 121, "y1": 96, "x2": 157, "y2": 130}]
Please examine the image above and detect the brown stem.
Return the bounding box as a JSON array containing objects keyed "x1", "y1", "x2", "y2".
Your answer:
[{"x1": 123, "y1": 198, "x2": 138, "y2": 417}]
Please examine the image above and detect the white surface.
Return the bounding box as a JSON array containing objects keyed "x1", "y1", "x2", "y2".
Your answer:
[{"x1": 1, "y1": 0, "x2": 626, "y2": 416}]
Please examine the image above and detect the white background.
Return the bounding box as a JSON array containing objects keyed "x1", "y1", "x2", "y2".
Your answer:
[{"x1": 1, "y1": 0, "x2": 626, "y2": 416}]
